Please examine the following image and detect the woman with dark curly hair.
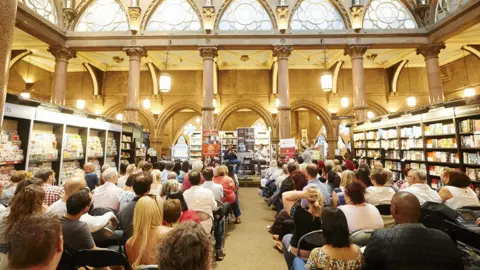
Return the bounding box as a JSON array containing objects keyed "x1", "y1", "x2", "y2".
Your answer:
[{"x1": 157, "y1": 222, "x2": 211, "y2": 270}]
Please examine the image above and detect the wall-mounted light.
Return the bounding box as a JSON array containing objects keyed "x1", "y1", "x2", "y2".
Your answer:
[
  {"x1": 341, "y1": 97, "x2": 349, "y2": 108},
  {"x1": 367, "y1": 111, "x2": 375, "y2": 119},
  {"x1": 275, "y1": 98, "x2": 280, "y2": 108},
  {"x1": 271, "y1": 108, "x2": 278, "y2": 114},
  {"x1": 94, "y1": 110, "x2": 101, "y2": 115},
  {"x1": 407, "y1": 96, "x2": 417, "y2": 107},
  {"x1": 20, "y1": 92, "x2": 30, "y2": 99},
  {"x1": 143, "y1": 98, "x2": 151, "y2": 109},
  {"x1": 115, "y1": 113, "x2": 124, "y2": 121},
  {"x1": 76, "y1": 99, "x2": 86, "y2": 110},
  {"x1": 464, "y1": 87, "x2": 475, "y2": 97}
]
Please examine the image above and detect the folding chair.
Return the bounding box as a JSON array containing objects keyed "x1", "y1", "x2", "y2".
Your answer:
[
  {"x1": 350, "y1": 229, "x2": 375, "y2": 247},
  {"x1": 74, "y1": 249, "x2": 130, "y2": 270}
]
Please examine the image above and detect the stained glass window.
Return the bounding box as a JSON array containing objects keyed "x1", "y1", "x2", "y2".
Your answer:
[
  {"x1": 290, "y1": 0, "x2": 345, "y2": 30},
  {"x1": 23, "y1": 0, "x2": 57, "y2": 24},
  {"x1": 218, "y1": 0, "x2": 273, "y2": 31},
  {"x1": 146, "y1": 0, "x2": 201, "y2": 31},
  {"x1": 436, "y1": 0, "x2": 469, "y2": 22},
  {"x1": 363, "y1": 0, "x2": 417, "y2": 29},
  {"x1": 76, "y1": 0, "x2": 129, "y2": 32}
]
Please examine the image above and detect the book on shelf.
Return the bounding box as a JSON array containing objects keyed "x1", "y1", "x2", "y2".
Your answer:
[
  {"x1": 401, "y1": 126, "x2": 422, "y2": 138},
  {"x1": 87, "y1": 136, "x2": 104, "y2": 157},
  {"x1": 463, "y1": 152, "x2": 480, "y2": 165},
  {"x1": 0, "y1": 130, "x2": 24, "y2": 165},
  {"x1": 60, "y1": 161, "x2": 80, "y2": 184},
  {"x1": 466, "y1": 167, "x2": 480, "y2": 181},
  {"x1": 29, "y1": 133, "x2": 58, "y2": 162},
  {"x1": 122, "y1": 135, "x2": 132, "y2": 142},
  {"x1": 106, "y1": 137, "x2": 118, "y2": 156},
  {"x1": 402, "y1": 150, "x2": 424, "y2": 161},
  {"x1": 461, "y1": 119, "x2": 480, "y2": 133},
  {"x1": 426, "y1": 138, "x2": 457, "y2": 148},
  {"x1": 63, "y1": 134, "x2": 84, "y2": 160},
  {"x1": 461, "y1": 134, "x2": 480, "y2": 148},
  {"x1": 427, "y1": 152, "x2": 459, "y2": 163},
  {"x1": 425, "y1": 123, "x2": 455, "y2": 136}
]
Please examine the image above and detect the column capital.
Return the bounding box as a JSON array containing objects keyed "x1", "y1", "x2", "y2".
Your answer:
[
  {"x1": 344, "y1": 45, "x2": 368, "y2": 60},
  {"x1": 273, "y1": 46, "x2": 293, "y2": 60},
  {"x1": 124, "y1": 47, "x2": 148, "y2": 59},
  {"x1": 48, "y1": 46, "x2": 77, "y2": 62},
  {"x1": 199, "y1": 47, "x2": 218, "y2": 60},
  {"x1": 416, "y1": 43, "x2": 445, "y2": 60}
]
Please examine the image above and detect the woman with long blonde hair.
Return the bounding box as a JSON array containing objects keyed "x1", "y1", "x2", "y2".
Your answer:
[
  {"x1": 126, "y1": 195, "x2": 171, "y2": 268},
  {"x1": 332, "y1": 170, "x2": 356, "y2": 208}
]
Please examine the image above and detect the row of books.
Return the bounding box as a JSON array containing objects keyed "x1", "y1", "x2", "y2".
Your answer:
[
  {"x1": 401, "y1": 126, "x2": 422, "y2": 138},
  {"x1": 466, "y1": 167, "x2": 480, "y2": 181},
  {"x1": 106, "y1": 137, "x2": 118, "y2": 156},
  {"x1": 401, "y1": 138, "x2": 423, "y2": 149},
  {"x1": 381, "y1": 139, "x2": 398, "y2": 149},
  {"x1": 87, "y1": 136, "x2": 103, "y2": 157},
  {"x1": 367, "y1": 141, "x2": 380, "y2": 148},
  {"x1": 461, "y1": 135, "x2": 480, "y2": 148},
  {"x1": 63, "y1": 134, "x2": 84, "y2": 160},
  {"x1": 426, "y1": 152, "x2": 460, "y2": 163},
  {"x1": 60, "y1": 161, "x2": 80, "y2": 184},
  {"x1": 29, "y1": 133, "x2": 58, "y2": 162},
  {"x1": 385, "y1": 160, "x2": 401, "y2": 171},
  {"x1": 122, "y1": 135, "x2": 132, "y2": 142},
  {"x1": 426, "y1": 138, "x2": 457, "y2": 149},
  {"x1": 366, "y1": 131, "x2": 378, "y2": 140},
  {"x1": 402, "y1": 150, "x2": 424, "y2": 161},
  {"x1": 367, "y1": 150, "x2": 380, "y2": 158},
  {"x1": 464, "y1": 152, "x2": 480, "y2": 165},
  {"x1": 425, "y1": 123, "x2": 455, "y2": 135},
  {"x1": 0, "y1": 130, "x2": 24, "y2": 164},
  {"x1": 385, "y1": 150, "x2": 401, "y2": 159},
  {"x1": 379, "y1": 129, "x2": 397, "y2": 140},
  {"x1": 460, "y1": 119, "x2": 480, "y2": 133}
]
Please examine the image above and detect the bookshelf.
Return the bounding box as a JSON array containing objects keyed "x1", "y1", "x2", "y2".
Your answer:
[
  {"x1": 189, "y1": 131, "x2": 202, "y2": 161},
  {"x1": 220, "y1": 131, "x2": 237, "y2": 163}
]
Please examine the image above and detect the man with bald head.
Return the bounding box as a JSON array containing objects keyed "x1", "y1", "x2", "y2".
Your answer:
[
  {"x1": 362, "y1": 192, "x2": 463, "y2": 270},
  {"x1": 47, "y1": 177, "x2": 115, "y2": 232}
]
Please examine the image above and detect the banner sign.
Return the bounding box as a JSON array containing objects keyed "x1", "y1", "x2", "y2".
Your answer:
[
  {"x1": 237, "y1": 128, "x2": 255, "y2": 160},
  {"x1": 202, "y1": 130, "x2": 220, "y2": 157},
  {"x1": 280, "y1": 138, "x2": 296, "y2": 159}
]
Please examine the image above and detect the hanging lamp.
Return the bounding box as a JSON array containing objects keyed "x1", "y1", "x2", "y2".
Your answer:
[
  {"x1": 462, "y1": 49, "x2": 475, "y2": 97},
  {"x1": 320, "y1": 38, "x2": 333, "y2": 92},
  {"x1": 159, "y1": 40, "x2": 172, "y2": 93},
  {"x1": 405, "y1": 61, "x2": 416, "y2": 108}
]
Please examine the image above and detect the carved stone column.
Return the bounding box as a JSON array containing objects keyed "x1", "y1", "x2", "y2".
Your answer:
[
  {"x1": 49, "y1": 47, "x2": 77, "y2": 106},
  {"x1": 199, "y1": 47, "x2": 218, "y2": 130},
  {"x1": 0, "y1": 0, "x2": 17, "y2": 128},
  {"x1": 273, "y1": 46, "x2": 293, "y2": 139},
  {"x1": 326, "y1": 138, "x2": 337, "y2": 159},
  {"x1": 417, "y1": 43, "x2": 446, "y2": 105},
  {"x1": 125, "y1": 47, "x2": 147, "y2": 123},
  {"x1": 344, "y1": 45, "x2": 368, "y2": 121}
]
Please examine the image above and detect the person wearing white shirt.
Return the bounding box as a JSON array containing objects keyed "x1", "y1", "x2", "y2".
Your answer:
[
  {"x1": 438, "y1": 171, "x2": 480, "y2": 210},
  {"x1": 251, "y1": 144, "x2": 269, "y2": 175},
  {"x1": 161, "y1": 162, "x2": 174, "y2": 183},
  {"x1": 201, "y1": 167, "x2": 224, "y2": 202},
  {"x1": 366, "y1": 170, "x2": 396, "y2": 206},
  {"x1": 402, "y1": 169, "x2": 441, "y2": 205},
  {"x1": 118, "y1": 164, "x2": 136, "y2": 188},
  {"x1": 92, "y1": 168, "x2": 123, "y2": 212},
  {"x1": 48, "y1": 177, "x2": 116, "y2": 232}
]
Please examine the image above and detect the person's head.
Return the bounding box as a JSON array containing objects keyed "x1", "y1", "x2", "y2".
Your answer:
[
  {"x1": 72, "y1": 168, "x2": 85, "y2": 178},
  {"x1": 287, "y1": 162, "x2": 299, "y2": 174},
  {"x1": 305, "y1": 186, "x2": 323, "y2": 215},
  {"x1": 125, "y1": 175, "x2": 134, "y2": 188},
  {"x1": 340, "y1": 164, "x2": 347, "y2": 172},
  {"x1": 140, "y1": 161, "x2": 153, "y2": 172},
  {"x1": 83, "y1": 163, "x2": 95, "y2": 174},
  {"x1": 277, "y1": 160, "x2": 284, "y2": 169},
  {"x1": 166, "y1": 192, "x2": 188, "y2": 211},
  {"x1": 14, "y1": 178, "x2": 40, "y2": 196},
  {"x1": 120, "y1": 163, "x2": 128, "y2": 175},
  {"x1": 370, "y1": 170, "x2": 387, "y2": 186},
  {"x1": 344, "y1": 160, "x2": 355, "y2": 171},
  {"x1": 203, "y1": 167, "x2": 214, "y2": 181},
  {"x1": 102, "y1": 168, "x2": 118, "y2": 184},
  {"x1": 382, "y1": 169, "x2": 393, "y2": 185},
  {"x1": 34, "y1": 169, "x2": 55, "y2": 184},
  {"x1": 219, "y1": 165, "x2": 229, "y2": 177},
  {"x1": 192, "y1": 160, "x2": 203, "y2": 173},
  {"x1": 167, "y1": 171, "x2": 178, "y2": 180},
  {"x1": 160, "y1": 179, "x2": 181, "y2": 197},
  {"x1": 441, "y1": 167, "x2": 455, "y2": 185},
  {"x1": 157, "y1": 222, "x2": 211, "y2": 270},
  {"x1": 358, "y1": 162, "x2": 370, "y2": 172},
  {"x1": 131, "y1": 195, "x2": 164, "y2": 268},
  {"x1": 213, "y1": 166, "x2": 222, "y2": 177},
  {"x1": 132, "y1": 172, "x2": 153, "y2": 196},
  {"x1": 340, "y1": 170, "x2": 356, "y2": 188},
  {"x1": 324, "y1": 160, "x2": 334, "y2": 175},
  {"x1": 181, "y1": 161, "x2": 190, "y2": 173},
  {"x1": 7, "y1": 184, "x2": 45, "y2": 236},
  {"x1": 126, "y1": 164, "x2": 136, "y2": 176},
  {"x1": 189, "y1": 171, "x2": 202, "y2": 186},
  {"x1": 344, "y1": 182, "x2": 366, "y2": 205},
  {"x1": 8, "y1": 214, "x2": 63, "y2": 270},
  {"x1": 448, "y1": 171, "x2": 472, "y2": 188},
  {"x1": 163, "y1": 199, "x2": 183, "y2": 225},
  {"x1": 158, "y1": 162, "x2": 166, "y2": 171},
  {"x1": 173, "y1": 161, "x2": 182, "y2": 175},
  {"x1": 373, "y1": 161, "x2": 383, "y2": 170},
  {"x1": 64, "y1": 177, "x2": 87, "y2": 201},
  {"x1": 165, "y1": 162, "x2": 175, "y2": 171},
  {"x1": 151, "y1": 169, "x2": 161, "y2": 184},
  {"x1": 317, "y1": 160, "x2": 325, "y2": 172},
  {"x1": 10, "y1": 170, "x2": 28, "y2": 184},
  {"x1": 282, "y1": 164, "x2": 288, "y2": 175},
  {"x1": 290, "y1": 171, "x2": 308, "y2": 191},
  {"x1": 66, "y1": 188, "x2": 91, "y2": 216},
  {"x1": 321, "y1": 208, "x2": 351, "y2": 248},
  {"x1": 333, "y1": 159, "x2": 340, "y2": 166},
  {"x1": 270, "y1": 160, "x2": 277, "y2": 168},
  {"x1": 228, "y1": 144, "x2": 233, "y2": 150},
  {"x1": 391, "y1": 191, "x2": 421, "y2": 224},
  {"x1": 332, "y1": 165, "x2": 342, "y2": 173},
  {"x1": 297, "y1": 156, "x2": 304, "y2": 165},
  {"x1": 226, "y1": 164, "x2": 235, "y2": 178},
  {"x1": 410, "y1": 169, "x2": 427, "y2": 185},
  {"x1": 355, "y1": 167, "x2": 372, "y2": 187},
  {"x1": 306, "y1": 164, "x2": 318, "y2": 179},
  {"x1": 101, "y1": 164, "x2": 111, "y2": 173},
  {"x1": 327, "y1": 170, "x2": 341, "y2": 189}
]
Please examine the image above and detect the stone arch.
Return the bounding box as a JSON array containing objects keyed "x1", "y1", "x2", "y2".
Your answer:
[
  {"x1": 214, "y1": 100, "x2": 275, "y2": 131},
  {"x1": 73, "y1": 0, "x2": 131, "y2": 31},
  {"x1": 140, "y1": 0, "x2": 204, "y2": 30},
  {"x1": 362, "y1": 0, "x2": 424, "y2": 28},
  {"x1": 103, "y1": 102, "x2": 156, "y2": 131},
  {"x1": 290, "y1": 100, "x2": 335, "y2": 139},
  {"x1": 337, "y1": 100, "x2": 389, "y2": 117},
  {"x1": 288, "y1": 0, "x2": 352, "y2": 29},
  {"x1": 214, "y1": 0, "x2": 278, "y2": 30},
  {"x1": 154, "y1": 101, "x2": 202, "y2": 139}
]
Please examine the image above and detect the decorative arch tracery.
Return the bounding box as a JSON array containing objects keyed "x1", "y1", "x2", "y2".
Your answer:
[
  {"x1": 214, "y1": 100, "x2": 275, "y2": 130},
  {"x1": 141, "y1": 0, "x2": 203, "y2": 31},
  {"x1": 434, "y1": 0, "x2": 469, "y2": 22},
  {"x1": 214, "y1": 0, "x2": 278, "y2": 30},
  {"x1": 337, "y1": 100, "x2": 388, "y2": 117},
  {"x1": 22, "y1": 0, "x2": 58, "y2": 25},
  {"x1": 362, "y1": 0, "x2": 418, "y2": 29},
  {"x1": 104, "y1": 102, "x2": 156, "y2": 131},
  {"x1": 289, "y1": 0, "x2": 351, "y2": 30},
  {"x1": 290, "y1": 100, "x2": 335, "y2": 139},
  {"x1": 74, "y1": 0, "x2": 129, "y2": 32},
  {"x1": 154, "y1": 101, "x2": 202, "y2": 139}
]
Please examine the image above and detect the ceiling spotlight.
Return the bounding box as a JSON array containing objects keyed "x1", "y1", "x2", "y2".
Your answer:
[
  {"x1": 407, "y1": 96, "x2": 417, "y2": 107},
  {"x1": 76, "y1": 99, "x2": 86, "y2": 110},
  {"x1": 115, "y1": 113, "x2": 124, "y2": 121},
  {"x1": 341, "y1": 97, "x2": 349, "y2": 108},
  {"x1": 464, "y1": 87, "x2": 475, "y2": 97}
]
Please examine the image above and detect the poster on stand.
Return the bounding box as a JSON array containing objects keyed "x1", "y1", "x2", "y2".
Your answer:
[
  {"x1": 312, "y1": 144, "x2": 324, "y2": 160},
  {"x1": 202, "y1": 130, "x2": 220, "y2": 157},
  {"x1": 237, "y1": 128, "x2": 255, "y2": 158},
  {"x1": 280, "y1": 138, "x2": 296, "y2": 160}
]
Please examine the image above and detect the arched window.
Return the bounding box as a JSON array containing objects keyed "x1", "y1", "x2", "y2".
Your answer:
[
  {"x1": 217, "y1": 0, "x2": 273, "y2": 31},
  {"x1": 290, "y1": 0, "x2": 345, "y2": 30},
  {"x1": 363, "y1": 0, "x2": 417, "y2": 29},
  {"x1": 146, "y1": 0, "x2": 202, "y2": 31},
  {"x1": 23, "y1": 0, "x2": 57, "y2": 24},
  {"x1": 435, "y1": 0, "x2": 469, "y2": 22},
  {"x1": 76, "y1": 0, "x2": 129, "y2": 32}
]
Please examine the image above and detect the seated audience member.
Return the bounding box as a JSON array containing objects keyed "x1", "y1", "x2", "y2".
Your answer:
[
  {"x1": 202, "y1": 167, "x2": 223, "y2": 202},
  {"x1": 161, "y1": 162, "x2": 174, "y2": 182},
  {"x1": 293, "y1": 208, "x2": 362, "y2": 270},
  {"x1": 373, "y1": 161, "x2": 383, "y2": 171},
  {"x1": 84, "y1": 162, "x2": 99, "y2": 191},
  {"x1": 318, "y1": 160, "x2": 333, "y2": 183},
  {"x1": 303, "y1": 164, "x2": 331, "y2": 206},
  {"x1": 73, "y1": 169, "x2": 86, "y2": 179},
  {"x1": 61, "y1": 188, "x2": 97, "y2": 252},
  {"x1": 275, "y1": 163, "x2": 289, "y2": 189},
  {"x1": 167, "y1": 171, "x2": 178, "y2": 181},
  {"x1": 118, "y1": 164, "x2": 135, "y2": 188},
  {"x1": 226, "y1": 165, "x2": 242, "y2": 224},
  {"x1": 183, "y1": 171, "x2": 217, "y2": 232},
  {"x1": 117, "y1": 172, "x2": 153, "y2": 238},
  {"x1": 157, "y1": 222, "x2": 211, "y2": 270},
  {"x1": 183, "y1": 160, "x2": 205, "y2": 191},
  {"x1": 157, "y1": 161, "x2": 166, "y2": 172},
  {"x1": 161, "y1": 179, "x2": 181, "y2": 200},
  {"x1": 102, "y1": 164, "x2": 111, "y2": 173},
  {"x1": 179, "y1": 160, "x2": 190, "y2": 183},
  {"x1": 382, "y1": 168, "x2": 399, "y2": 193},
  {"x1": 165, "y1": 193, "x2": 200, "y2": 224},
  {"x1": 362, "y1": 192, "x2": 463, "y2": 270},
  {"x1": 262, "y1": 160, "x2": 278, "y2": 187},
  {"x1": 163, "y1": 199, "x2": 183, "y2": 226},
  {"x1": 7, "y1": 214, "x2": 63, "y2": 270},
  {"x1": 355, "y1": 167, "x2": 372, "y2": 187},
  {"x1": 438, "y1": 171, "x2": 480, "y2": 209},
  {"x1": 338, "y1": 182, "x2": 384, "y2": 233},
  {"x1": 273, "y1": 166, "x2": 306, "y2": 212},
  {"x1": 119, "y1": 175, "x2": 136, "y2": 210},
  {"x1": 227, "y1": 164, "x2": 240, "y2": 189},
  {"x1": 173, "y1": 161, "x2": 182, "y2": 179},
  {"x1": 326, "y1": 169, "x2": 341, "y2": 197},
  {"x1": 150, "y1": 169, "x2": 162, "y2": 196},
  {"x1": 139, "y1": 161, "x2": 153, "y2": 172},
  {"x1": 213, "y1": 166, "x2": 236, "y2": 205},
  {"x1": 35, "y1": 169, "x2": 64, "y2": 206},
  {"x1": 365, "y1": 170, "x2": 395, "y2": 206},
  {"x1": 119, "y1": 162, "x2": 127, "y2": 177},
  {"x1": 1, "y1": 170, "x2": 28, "y2": 206},
  {"x1": 126, "y1": 196, "x2": 171, "y2": 268},
  {"x1": 332, "y1": 170, "x2": 356, "y2": 208},
  {"x1": 282, "y1": 187, "x2": 323, "y2": 269},
  {"x1": 48, "y1": 177, "x2": 115, "y2": 232},
  {"x1": 403, "y1": 169, "x2": 441, "y2": 205},
  {"x1": 345, "y1": 159, "x2": 356, "y2": 171},
  {"x1": 92, "y1": 168, "x2": 123, "y2": 212},
  {"x1": 398, "y1": 167, "x2": 412, "y2": 189}
]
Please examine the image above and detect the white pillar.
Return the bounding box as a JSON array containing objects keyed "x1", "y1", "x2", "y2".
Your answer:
[{"x1": 273, "y1": 46, "x2": 293, "y2": 139}]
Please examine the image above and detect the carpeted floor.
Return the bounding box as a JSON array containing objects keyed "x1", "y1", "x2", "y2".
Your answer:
[{"x1": 213, "y1": 188, "x2": 285, "y2": 270}]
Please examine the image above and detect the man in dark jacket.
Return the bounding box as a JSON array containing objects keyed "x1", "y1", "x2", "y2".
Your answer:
[{"x1": 362, "y1": 192, "x2": 464, "y2": 270}]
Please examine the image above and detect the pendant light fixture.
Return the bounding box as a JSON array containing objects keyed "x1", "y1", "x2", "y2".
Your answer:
[
  {"x1": 462, "y1": 49, "x2": 475, "y2": 97},
  {"x1": 159, "y1": 40, "x2": 172, "y2": 93},
  {"x1": 20, "y1": 52, "x2": 33, "y2": 99},
  {"x1": 76, "y1": 63, "x2": 86, "y2": 110},
  {"x1": 320, "y1": 38, "x2": 333, "y2": 92},
  {"x1": 406, "y1": 61, "x2": 416, "y2": 108}
]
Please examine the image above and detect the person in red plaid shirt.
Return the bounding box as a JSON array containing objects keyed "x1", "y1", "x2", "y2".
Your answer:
[{"x1": 35, "y1": 169, "x2": 64, "y2": 206}]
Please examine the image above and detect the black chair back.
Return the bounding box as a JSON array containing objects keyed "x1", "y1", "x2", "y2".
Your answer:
[
  {"x1": 57, "y1": 249, "x2": 76, "y2": 270},
  {"x1": 297, "y1": 230, "x2": 324, "y2": 254},
  {"x1": 138, "y1": 265, "x2": 158, "y2": 270},
  {"x1": 376, "y1": 204, "x2": 391, "y2": 215},
  {"x1": 73, "y1": 249, "x2": 130, "y2": 270}
]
